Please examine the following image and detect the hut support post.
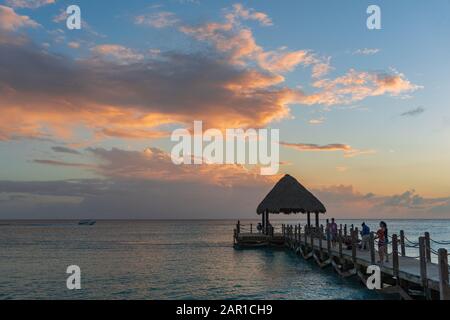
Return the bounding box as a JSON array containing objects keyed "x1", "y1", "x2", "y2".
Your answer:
[
  {"x1": 298, "y1": 224, "x2": 301, "y2": 244},
  {"x1": 315, "y1": 212, "x2": 319, "y2": 229},
  {"x1": 261, "y1": 212, "x2": 265, "y2": 235},
  {"x1": 304, "y1": 225, "x2": 308, "y2": 246},
  {"x1": 438, "y1": 248, "x2": 450, "y2": 300},
  {"x1": 307, "y1": 212, "x2": 311, "y2": 228}
]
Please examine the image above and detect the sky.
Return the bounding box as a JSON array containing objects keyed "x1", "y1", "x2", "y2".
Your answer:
[{"x1": 0, "y1": 0, "x2": 449, "y2": 219}]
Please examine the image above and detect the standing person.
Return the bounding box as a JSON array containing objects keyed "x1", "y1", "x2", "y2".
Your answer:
[
  {"x1": 330, "y1": 218, "x2": 338, "y2": 247},
  {"x1": 360, "y1": 222, "x2": 371, "y2": 250},
  {"x1": 375, "y1": 221, "x2": 387, "y2": 264}
]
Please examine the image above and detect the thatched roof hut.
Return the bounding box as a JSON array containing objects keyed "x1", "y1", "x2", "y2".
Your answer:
[{"x1": 257, "y1": 174, "x2": 326, "y2": 230}]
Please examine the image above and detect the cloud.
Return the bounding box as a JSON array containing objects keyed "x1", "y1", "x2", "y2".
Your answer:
[
  {"x1": 86, "y1": 147, "x2": 279, "y2": 187},
  {"x1": 91, "y1": 44, "x2": 144, "y2": 64},
  {"x1": 281, "y1": 142, "x2": 376, "y2": 158},
  {"x1": 0, "y1": 5, "x2": 40, "y2": 31},
  {"x1": 5, "y1": 0, "x2": 55, "y2": 9},
  {"x1": 32, "y1": 146, "x2": 280, "y2": 187},
  {"x1": 68, "y1": 41, "x2": 80, "y2": 49},
  {"x1": 281, "y1": 142, "x2": 352, "y2": 151},
  {"x1": 313, "y1": 185, "x2": 450, "y2": 218},
  {"x1": 0, "y1": 36, "x2": 305, "y2": 140},
  {"x1": 226, "y1": 3, "x2": 273, "y2": 26},
  {"x1": 33, "y1": 159, "x2": 94, "y2": 168},
  {"x1": 353, "y1": 48, "x2": 380, "y2": 55},
  {"x1": 400, "y1": 106, "x2": 425, "y2": 117},
  {"x1": 0, "y1": 3, "x2": 420, "y2": 142},
  {"x1": 311, "y1": 56, "x2": 332, "y2": 79},
  {"x1": 135, "y1": 11, "x2": 179, "y2": 28},
  {"x1": 1, "y1": 178, "x2": 448, "y2": 219},
  {"x1": 308, "y1": 117, "x2": 325, "y2": 125},
  {"x1": 51, "y1": 146, "x2": 81, "y2": 155},
  {"x1": 310, "y1": 69, "x2": 421, "y2": 105}
]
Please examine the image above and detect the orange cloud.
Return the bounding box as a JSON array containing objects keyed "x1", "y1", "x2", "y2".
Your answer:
[
  {"x1": 281, "y1": 142, "x2": 376, "y2": 158},
  {"x1": 91, "y1": 44, "x2": 144, "y2": 63},
  {"x1": 0, "y1": 5, "x2": 39, "y2": 31},
  {"x1": 0, "y1": 3, "x2": 421, "y2": 144}
]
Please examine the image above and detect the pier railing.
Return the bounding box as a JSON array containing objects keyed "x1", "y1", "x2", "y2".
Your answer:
[{"x1": 234, "y1": 220, "x2": 450, "y2": 300}]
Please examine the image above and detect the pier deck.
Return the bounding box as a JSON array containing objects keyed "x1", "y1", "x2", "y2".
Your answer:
[{"x1": 234, "y1": 223, "x2": 450, "y2": 300}]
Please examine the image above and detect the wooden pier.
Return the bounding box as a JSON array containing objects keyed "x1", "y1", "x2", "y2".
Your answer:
[{"x1": 234, "y1": 221, "x2": 450, "y2": 300}]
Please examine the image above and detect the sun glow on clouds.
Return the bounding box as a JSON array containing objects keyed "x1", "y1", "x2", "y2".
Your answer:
[
  {"x1": 0, "y1": 2, "x2": 431, "y2": 217},
  {"x1": 0, "y1": 5, "x2": 40, "y2": 31},
  {"x1": 280, "y1": 142, "x2": 376, "y2": 158},
  {"x1": 0, "y1": 3, "x2": 421, "y2": 144}
]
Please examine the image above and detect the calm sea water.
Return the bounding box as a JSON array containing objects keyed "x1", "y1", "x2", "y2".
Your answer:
[{"x1": 1, "y1": 219, "x2": 449, "y2": 300}]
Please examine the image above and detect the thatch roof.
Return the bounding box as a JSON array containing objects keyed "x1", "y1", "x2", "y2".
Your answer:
[{"x1": 256, "y1": 174, "x2": 326, "y2": 214}]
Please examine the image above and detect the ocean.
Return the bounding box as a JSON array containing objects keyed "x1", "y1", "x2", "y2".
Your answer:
[{"x1": 1, "y1": 219, "x2": 449, "y2": 300}]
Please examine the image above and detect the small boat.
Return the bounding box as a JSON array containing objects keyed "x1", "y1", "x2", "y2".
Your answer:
[{"x1": 78, "y1": 219, "x2": 96, "y2": 226}]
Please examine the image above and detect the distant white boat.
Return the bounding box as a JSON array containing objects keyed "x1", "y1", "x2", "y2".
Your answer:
[{"x1": 78, "y1": 220, "x2": 96, "y2": 226}]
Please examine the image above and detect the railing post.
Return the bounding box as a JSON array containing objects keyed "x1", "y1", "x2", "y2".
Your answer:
[
  {"x1": 419, "y1": 236, "x2": 430, "y2": 299},
  {"x1": 250, "y1": 223, "x2": 253, "y2": 234},
  {"x1": 392, "y1": 234, "x2": 399, "y2": 284},
  {"x1": 351, "y1": 230, "x2": 357, "y2": 264},
  {"x1": 344, "y1": 224, "x2": 347, "y2": 237},
  {"x1": 338, "y1": 228, "x2": 343, "y2": 259},
  {"x1": 425, "y1": 232, "x2": 431, "y2": 263},
  {"x1": 237, "y1": 220, "x2": 240, "y2": 234},
  {"x1": 310, "y1": 227, "x2": 314, "y2": 251},
  {"x1": 438, "y1": 248, "x2": 450, "y2": 300},
  {"x1": 369, "y1": 231, "x2": 375, "y2": 264},
  {"x1": 400, "y1": 230, "x2": 406, "y2": 257}
]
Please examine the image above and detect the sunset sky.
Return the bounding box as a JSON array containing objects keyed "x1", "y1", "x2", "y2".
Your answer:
[{"x1": 0, "y1": 0, "x2": 449, "y2": 219}]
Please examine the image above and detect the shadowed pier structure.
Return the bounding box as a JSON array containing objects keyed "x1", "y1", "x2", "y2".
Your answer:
[{"x1": 234, "y1": 174, "x2": 450, "y2": 300}]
